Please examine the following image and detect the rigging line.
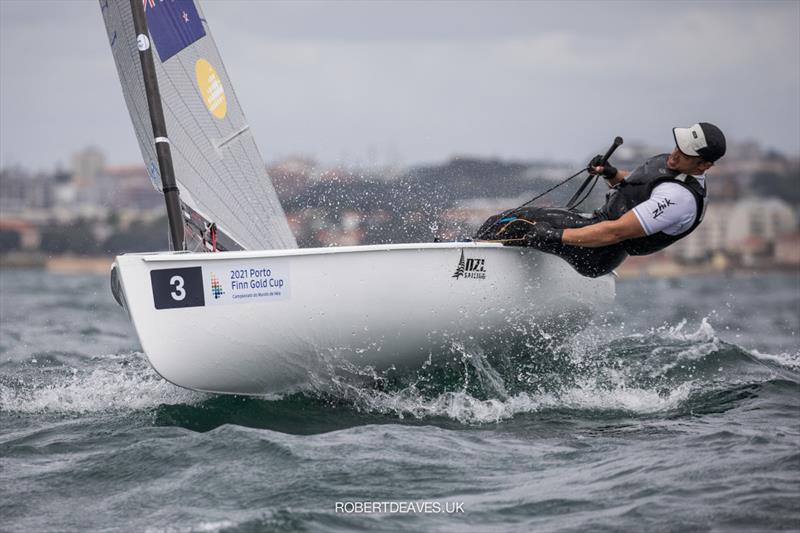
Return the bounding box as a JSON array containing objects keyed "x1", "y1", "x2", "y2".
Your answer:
[
  {"x1": 567, "y1": 174, "x2": 599, "y2": 210},
  {"x1": 565, "y1": 172, "x2": 596, "y2": 209},
  {"x1": 182, "y1": 199, "x2": 243, "y2": 251},
  {"x1": 565, "y1": 136, "x2": 622, "y2": 210},
  {"x1": 478, "y1": 237, "x2": 527, "y2": 243},
  {"x1": 478, "y1": 216, "x2": 539, "y2": 244},
  {"x1": 520, "y1": 167, "x2": 588, "y2": 207},
  {"x1": 495, "y1": 217, "x2": 537, "y2": 236},
  {"x1": 507, "y1": 218, "x2": 537, "y2": 226}
]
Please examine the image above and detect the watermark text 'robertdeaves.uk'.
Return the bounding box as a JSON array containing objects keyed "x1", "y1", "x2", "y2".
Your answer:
[{"x1": 335, "y1": 501, "x2": 465, "y2": 514}]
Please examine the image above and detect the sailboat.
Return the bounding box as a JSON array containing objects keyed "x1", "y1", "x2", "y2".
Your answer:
[{"x1": 101, "y1": 0, "x2": 614, "y2": 395}]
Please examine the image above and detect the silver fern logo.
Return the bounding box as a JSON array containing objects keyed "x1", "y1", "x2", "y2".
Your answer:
[
  {"x1": 452, "y1": 250, "x2": 486, "y2": 280},
  {"x1": 452, "y1": 250, "x2": 466, "y2": 279}
]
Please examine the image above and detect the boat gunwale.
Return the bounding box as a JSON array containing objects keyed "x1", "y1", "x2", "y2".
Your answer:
[{"x1": 125, "y1": 241, "x2": 510, "y2": 262}]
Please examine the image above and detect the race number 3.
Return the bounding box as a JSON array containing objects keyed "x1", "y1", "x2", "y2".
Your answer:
[
  {"x1": 169, "y1": 275, "x2": 186, "y2": 301},
  {"x1": 150, "y1": 267, "x2": 205, "y2": 309}
]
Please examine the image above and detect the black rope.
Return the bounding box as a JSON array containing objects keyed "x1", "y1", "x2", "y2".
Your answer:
[
  {"x1": 519, "y1": 167, "x2": 589, "y2": 207},
  {"x1": 566, "y1": 174, "x2": 600, "y2": 210},
  {"x1": 529, "y1": 136, "x2": 623, "y2": 210},
  {"x1": 476, "y1": 166, "x2": 592, "y2": 240}
]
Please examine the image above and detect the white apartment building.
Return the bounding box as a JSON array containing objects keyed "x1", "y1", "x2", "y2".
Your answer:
[{"x1": 673, "y1": 197, "x2": 798, "y2": 260}]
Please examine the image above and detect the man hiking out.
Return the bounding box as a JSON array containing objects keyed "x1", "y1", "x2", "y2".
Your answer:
[{"x1": 475, "y1": 122, "x2": 727, "y2": 277}]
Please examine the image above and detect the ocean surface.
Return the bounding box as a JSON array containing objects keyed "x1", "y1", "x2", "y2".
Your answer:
[{"x1": 1, "y1": 269, "x2": 798, "y2": 532}]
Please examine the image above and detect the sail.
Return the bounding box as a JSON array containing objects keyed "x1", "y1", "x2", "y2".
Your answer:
[{"x1": 99, "y1": 0, "x2": 297, "y2": 251}]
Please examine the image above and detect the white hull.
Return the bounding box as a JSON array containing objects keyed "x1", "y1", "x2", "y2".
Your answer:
[{"x1": 112, "y1": 242, "x2": 614, "y2": 395}]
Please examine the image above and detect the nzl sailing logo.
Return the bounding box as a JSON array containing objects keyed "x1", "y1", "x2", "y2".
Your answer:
[{"x1": 452, "y1": 250, "x2": 486, "y2": 280}]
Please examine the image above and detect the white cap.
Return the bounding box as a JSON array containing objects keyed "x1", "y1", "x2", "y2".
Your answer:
[
  {"x1": 672, "y1": 122, "x2": 726, "y2": 162},
  {"x1": 673, "y1": 123, "x2": 707, "y2": 156}
]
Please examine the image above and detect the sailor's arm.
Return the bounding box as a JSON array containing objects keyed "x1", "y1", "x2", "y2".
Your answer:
[
  {"x1": 561, "y1": 210, "x2": 645, "y2": 247},
  {"x1": 588, "y1": 154, "x2": 630, "y2": 187},
  {"x1": 589, "y1": 165, "x2": 630, "y2": 187},
  {"x1": 603, "y1": 169, "x2": 629, "y2": 187}
]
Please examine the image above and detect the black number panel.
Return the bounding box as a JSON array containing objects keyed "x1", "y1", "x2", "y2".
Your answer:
[{"x1": 150, "y1": 267, "x2": 206, "y2": 310}]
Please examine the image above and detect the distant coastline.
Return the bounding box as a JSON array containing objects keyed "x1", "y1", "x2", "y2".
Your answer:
[{"x1": 0, "y1": 252, "x2": 113, "y2": 274}]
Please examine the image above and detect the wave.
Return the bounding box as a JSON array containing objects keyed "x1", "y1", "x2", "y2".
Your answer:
[
  {"x1": 2, "y1": 319, "x2": 796, "y2": 429},
  {"x1": 294, "y1": 317, "x2": 799, "y2": 423},
  {"x1": 0, "y1": 352, "x2": 205, "y2": 415},
  {"x1": 749, "y1": 349, "x2": 800, "y2": 371},
  {"x1": 321, "y1": 381, "x2": 695, "y2": 425}
]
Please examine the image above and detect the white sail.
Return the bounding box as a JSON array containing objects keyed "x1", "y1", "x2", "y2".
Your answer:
[{"x1": 99, "y1": 0, "x2": 296, "y2": 251}]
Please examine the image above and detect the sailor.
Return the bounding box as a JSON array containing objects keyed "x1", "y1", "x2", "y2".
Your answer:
[{"x1": 475, "y1": 122, "x2": 726, "y2": 277}]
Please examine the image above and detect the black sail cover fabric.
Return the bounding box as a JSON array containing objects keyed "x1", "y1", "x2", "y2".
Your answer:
[{"x1": 99, "y1": 0, "x2": 297, "y2": 251}]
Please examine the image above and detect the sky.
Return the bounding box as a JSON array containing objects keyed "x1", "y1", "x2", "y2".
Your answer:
[{"x1": 0, "y1": 0, "x2": 798, "y2": 171}]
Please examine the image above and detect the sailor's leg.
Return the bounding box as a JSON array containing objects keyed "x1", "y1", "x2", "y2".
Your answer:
[
  {"x1": 518, "y1": 208, "x2": 627, "y2": 277},
  {"x1": 475, "y1": 207, "x2": 626, "y2": 277},
  {"x1": 475, "y1": 207, "x2": 592, "y2": 241},
  {"x1": 553, "y1": 242, "x2": 627, "y2": 277},
  {"x1": 474, "y1": 208, "x2": 528, "y2": 241}
]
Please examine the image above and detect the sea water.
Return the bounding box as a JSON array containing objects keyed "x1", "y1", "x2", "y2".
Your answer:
[{"x1": 1, "y1": 269, "x2": 798, "y2": 532}]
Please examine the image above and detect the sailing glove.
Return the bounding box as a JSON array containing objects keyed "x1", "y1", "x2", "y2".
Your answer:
[
  {"x1": 588, "y1": 154, "x2": 618, "y2": 179},
  {"x1": 524, "y1": 222, "x2": 563, "y2": 247}
]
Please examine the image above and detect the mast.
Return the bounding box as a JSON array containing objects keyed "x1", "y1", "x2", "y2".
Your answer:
[{"x1": 130, "y1": 0, "x2": 185, "y2": 251}]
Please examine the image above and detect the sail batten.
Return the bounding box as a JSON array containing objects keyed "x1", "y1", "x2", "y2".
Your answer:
[
  {"x1": 100, "y1": 0, "x2": 297, "y2": 251},
  {"x1": 219, "y1": 126, "x2": 251, "y2": 149}
]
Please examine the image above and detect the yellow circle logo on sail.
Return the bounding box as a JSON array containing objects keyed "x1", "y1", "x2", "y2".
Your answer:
[{"x1": 195, "y1": 58, "x2": 227, "y2": 119}]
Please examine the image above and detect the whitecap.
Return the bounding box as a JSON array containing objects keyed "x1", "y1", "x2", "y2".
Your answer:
[
  {"x1": 334, "y1": 378, "x2": 693, "y2": 425},
  {"x1": 0, "y1": 352, "x2": 205, "y2": 415},
  {"x1": 749, "y1": 349, "x2": 800, "y2": 371}
]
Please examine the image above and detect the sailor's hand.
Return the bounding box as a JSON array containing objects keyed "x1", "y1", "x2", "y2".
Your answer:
[
  {"x1": 587, "y1": 154, "x2": 618, "y2": 179},
  {"x1": 523, "y1": 221, "x2": 563, "y2": 247}
]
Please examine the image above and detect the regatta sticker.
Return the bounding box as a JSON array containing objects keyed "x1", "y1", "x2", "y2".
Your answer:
[
  {"x1": 195, "y1": 58, "x2": 227, "y2": 119},
  {"x1": 151, "y1": 267, "x2": 205, "y2": 309},
  {"x1": 144, "y1": 0, "x2": 206, "y2": 62},
  {"x1": 204, "y1": 261, "x2": 289, "y2": 305},
  {"x1": 452, "y1": 250, "x2": 486, "y2": 280},
  {"x1": 210, "y1": 273, "x2": 224, "y2": 299}
]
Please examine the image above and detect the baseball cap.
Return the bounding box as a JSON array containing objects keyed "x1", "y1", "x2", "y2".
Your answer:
[{"x1": 673, "y1": 122, "x2": 726, "y2": 162}]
